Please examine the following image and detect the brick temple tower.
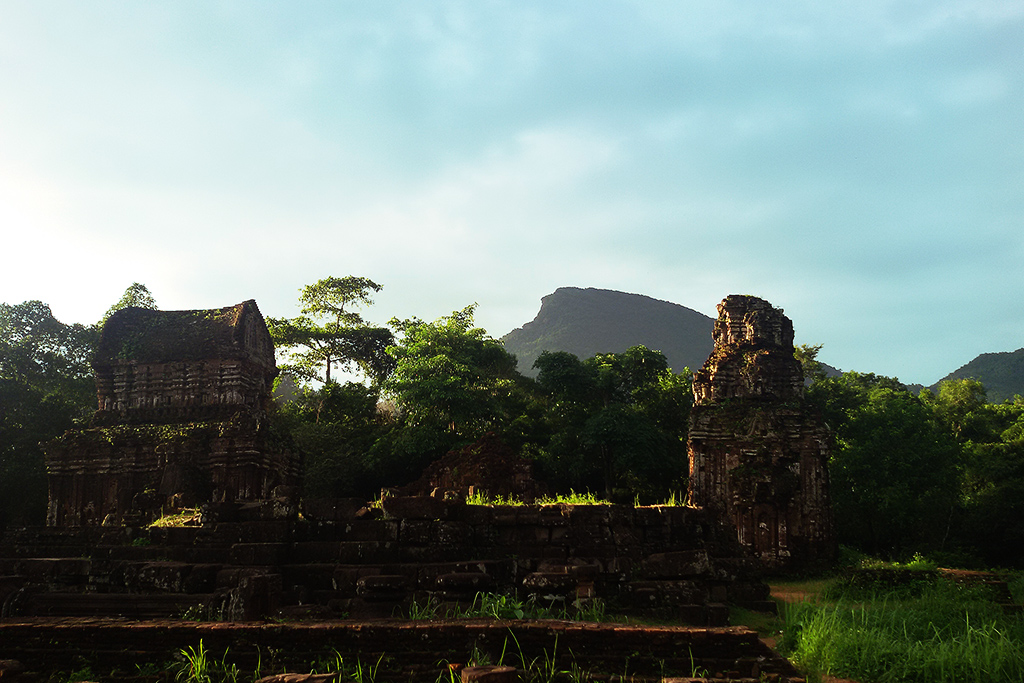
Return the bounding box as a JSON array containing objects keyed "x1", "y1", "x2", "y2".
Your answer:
[
  {"x1": 687, "y1": 295, "x2": 834, "y2": 569},
  {"x1": 44, "y1": 300, "x2": 299, "y2": 526}
]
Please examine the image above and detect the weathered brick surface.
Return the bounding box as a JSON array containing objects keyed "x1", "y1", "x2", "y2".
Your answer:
[
  {"x1": 42, "y1": 301, "x2": 299, "y2": 528},
  {"x1": 0, "y1": 619, "x2": 804, "y2": 682},
  {"x1": 1, "y1": 502, "x2": 770, "y2": 623},
  {"x1": 688, "y1": 295, "x2": 834, "y2": 569}
]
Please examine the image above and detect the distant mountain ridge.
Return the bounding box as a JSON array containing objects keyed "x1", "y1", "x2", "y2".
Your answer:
[
  {"x1": 933, "y1": 348, "x2": 1024, "y2": 403},
  {"x1": 503, "y1": 288, "x2": 1023, "y2": 401},
  {"x1": 501, "y1": 287, "x2": 715, "y2": 376}
]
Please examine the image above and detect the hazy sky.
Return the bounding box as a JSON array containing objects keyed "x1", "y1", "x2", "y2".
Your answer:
[{"x1": 1, "y1": 1, "x2": 1021, "y2": 386}]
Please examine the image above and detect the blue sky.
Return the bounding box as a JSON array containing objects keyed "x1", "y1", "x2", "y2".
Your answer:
[{"x1": 1, "y1": 1, "x2": 1021, "y2": 386}]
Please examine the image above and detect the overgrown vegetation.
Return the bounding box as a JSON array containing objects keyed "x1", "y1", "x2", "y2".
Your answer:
[
  {"x1": 776, "y1": 575, "x2": 1024, "y2": 683},
  {"x1": 464, "y1": 490, "x2": 611, "y2": 506},
  {"x1": 150, "y1": 508, "x2": 202, "y2": 527}
]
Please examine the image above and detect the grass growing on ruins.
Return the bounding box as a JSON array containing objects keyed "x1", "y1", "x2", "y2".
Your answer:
[
  {"x1": 463, "y1": 489, "x2": 690, "y2": 507},
  {"x1": 150, "y1": 508, "x2": 202, "y2": 527},
  {"x1": 463, "y1": 490, "x2": 612, "y2": 506},
  {"x1": 174, "y1": 640, "x2": 244, "y2": 683},
  {"x1": 404, "y1": 591, "x2": 609, "y2": 623},
  {"x1": 778, "y1": 578, "x2": 1024, "y2": 683},
  {"x1": 463, "y1": 491, "x2": 526, "y2": 506}
]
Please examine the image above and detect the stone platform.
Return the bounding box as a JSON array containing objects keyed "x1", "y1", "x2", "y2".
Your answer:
[
  {"x1": 0, "y1": 617, "x2": 804, "y2": 682},
  {"x1": 1, "y1": 498, "x2": 774, "y2": 624}
]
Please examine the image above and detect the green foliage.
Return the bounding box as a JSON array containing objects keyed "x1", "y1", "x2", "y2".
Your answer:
[
  {"x1": 0, "y1": 300, "x2": 98, "y2": 528},
  {"x1": 150, "y1": 508, "x2": 201, "y2": 528},
  {"x1": 274, "y1": 381, "x2": 391, "y2": 498},
  {"x1": 794, "y1": 343, "x2": 827, "y2": 382},
  {"x1": 937, "y1": 348, "x2": 1024, "y2": 404},
  {"x1": 53, "y1": 666, "x2": 96, "y2": 683},
  {"x1": 383, "y1": 305, "x2": 532, "y2": 456},
  {"x1": 808, "y1": 372, "x2": 963, "y2": 557},
  {"x1": 538, "y1": 490, "x2": 610, "y2": 505},
  {"x1": 405, "y1": 591, "x2": 610, "y2": 623},
  {"x1": 781, "y1": 581, "x2": 1024, "y2": 683},
  {"x1": 533, "y1": 346, "x2": 691, "y2": 502},
  {"x1": 268, "y1": 276, "x2": 395, "y2": 385},
  {"x1": 102, "y1": 282, "x2": 157, "y2": 324},
  {"x1": 924, "y1": 382, "x2": 1024, "y2": 566},
  {"x1": 464, "y1": 491, "x2": 526, "y2": 506}
]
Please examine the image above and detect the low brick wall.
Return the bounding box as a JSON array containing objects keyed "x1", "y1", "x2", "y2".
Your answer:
[
  {"x1": 0, "y1": 618, "x2": 803, "y2": 682},
  {"x1": 1, "y1": 500, "x2": 773, "y2": 622}
]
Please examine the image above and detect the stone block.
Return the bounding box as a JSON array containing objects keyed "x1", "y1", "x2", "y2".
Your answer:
[
  {"x1": 289, "y1": 542, "x2": 341, "y2": 563},
  {"x1": 642, "y1": 550, "x2": 712, "y2": 579},
  {"x1": 229, "y1": 543, "x2": 288, "y2": 566},
  {"x1": 611, "y1": 524, "x2": 641, "y2": 547},
  {"x1": 301, "y1": 498, "x2": 365, "y2": 522},
  {"x1": 435, "y1": 521, "x2": 471, "y2": 547},
  {"x1": 567, "y1": 524, "x2": 612, "y2": 546},
  {"x1": 461, "y1": 666, "x2": 518, "y2": 682},
  {"x1": 381, "y1": 496, "x2": 449, "y2": 520},
  {"x1": 706, "y1": 602, "x2": 729, "y2": 626},
  {"x1": 356, "y1": 574, "x2": 410, "y2": 601},
  {"x1": 522, "y1": 571, "x2": 575, "y2": 593},
  {"x1": 332, "y1": 566, "x2": 378, "y2": 593},
  {"x1": 436, "y1": 572, "x2": 495, "y2": 596},
  {"x1": 490, "y1": 507, "x2": 519, "y2": 526},
  {"x1": 132, "y1": 561, "x2": 192, "y2": 592},
  {"x1": 461, "y1": 505, "x2": 494, "y2": 526},
  {"x1": 336, "y1": 541, "x2": 396, "y2": 564},
  {"x1": 399, "y1": 520, "x2": 435, "y2": 545},
  {"x1": 0, "y1": 659, "x2": 26, "y2": 681},
  {"x1": 341, "y1": 520, "x2": 399, "y2": 543}
]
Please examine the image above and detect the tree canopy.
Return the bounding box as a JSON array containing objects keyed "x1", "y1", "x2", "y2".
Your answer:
[
  {"x1": 0, "y1": 301, "x2": 98, "y2": 528},
  {"x1": 534, "y1": 346, "x2": 692, "y2": 501},
  {"x1": 102, "y1": 282, "x2": 157, "y2": 324},
  {"x1": 384, "y1": 304, "x2": 525, "y2": 439},
  {"x1": 267, "y1": 276, "x2": 395, "y2": 385}
]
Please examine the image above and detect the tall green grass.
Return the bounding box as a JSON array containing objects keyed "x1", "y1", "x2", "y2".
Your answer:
[{"x1": 781, "y1": 581, "x2": 1024, "y2": 683}]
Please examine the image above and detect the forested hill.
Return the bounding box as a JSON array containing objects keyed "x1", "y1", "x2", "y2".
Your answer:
[
  {"x1": 501, "y1": 287, "x2": 715, "y2": 376},
  {"x1": 933, "y1": 347, "x2": 1024, "y2": 403}
]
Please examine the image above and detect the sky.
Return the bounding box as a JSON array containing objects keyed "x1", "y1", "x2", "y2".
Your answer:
[{"x1": 0, "y1": 1, "x2": 1021, "y2": 386}]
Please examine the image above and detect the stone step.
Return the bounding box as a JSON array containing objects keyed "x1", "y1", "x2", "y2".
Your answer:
[
  {"x1": 0, "y1": 558, "x2": 92, "y2": 586},
  {"x1": 15, "y1": 591, "x2": 215, "y2": 619}
]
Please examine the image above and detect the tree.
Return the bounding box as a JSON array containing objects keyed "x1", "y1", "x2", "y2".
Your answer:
[
  {"x1": 0, "y1": 301, "x2": 98, "y2": 529},
  {"x1": 922, "y1": 383, "x2": 1024, "y2": 566},
  {"x1": 371, "y1": 305, "x2": 534, "y2": 483},
  {"x1": 267, "y1": 276, "x2": 395, "y2": 385},
  {"x1": 808, "y1": 372, "x2": 962, "y2": 557},
  {"x1": 273, "y1": 382, "x2": 388, "y2": 499},
  {"x1": 534, "y1": 346, "x2": 692, "y2": 501},
  {"x1": 102, "y1": 283, "x2": 157, "y2": 323},
  {"x1": 794, "y1": 343, "x2": 827, "y2": 382},
  {"x1": 920, "y1": 378, "x2": 990, "y2": 441},
  {"x1": 384, "y1": 305, "x2": 525, "y2": 438}
]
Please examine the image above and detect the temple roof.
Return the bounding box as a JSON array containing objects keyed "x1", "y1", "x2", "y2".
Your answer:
[{"x1": 94, "y1": 300, "x2": 274, "y2": 367}]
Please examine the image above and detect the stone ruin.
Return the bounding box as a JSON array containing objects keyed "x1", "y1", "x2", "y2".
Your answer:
[
  {"x1": 688, "y1": 294, "x2": 835, "y2": 569},
  {"x1": 42, "y1": 300, "x2": 300, "y2": 526},
  {"x1": 396, "y1": 432, "x2": 547, "y2": 501},
  {"x1": 0, "y1": 294, "x2": 834, "y2": 682}
]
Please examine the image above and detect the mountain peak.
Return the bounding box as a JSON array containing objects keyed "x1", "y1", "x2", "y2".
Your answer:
[{"x1": 501, "y1": 287, "x2": 715, "y2": 376}]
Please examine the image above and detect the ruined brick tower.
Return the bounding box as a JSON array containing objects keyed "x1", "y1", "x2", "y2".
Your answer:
[
  {"x1": 687, "y1": 295, "x2": 834, "y2": 569},
  {"x1": 44, "y1": 300, "x2": 299, "y2": 526}
]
